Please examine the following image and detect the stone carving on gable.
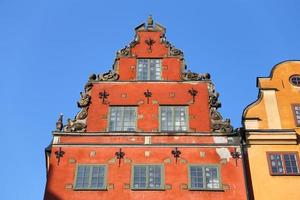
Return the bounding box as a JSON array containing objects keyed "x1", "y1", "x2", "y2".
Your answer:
[
  {"x1": 160, "y1": 34, "x2": 184, "y2": 58},
  {"x1": 55, "y1": 75, "x2": 95, "y2": 133},
  {"x1": 77, "y1": 92, "x2": 91, "y2": 108},
  {"x1": 88, "y1": 70, "x2": 120, "y2": 82},
  {"x1": 208, "y1": 83, "x2": 233, "y2": 133},
  {"x1": 116, "y1": 34, "x2": 140, "y2": 58},
  {"x1": 182, "y1": 70, "x2": 211, "y2": 81},
  {"x1": 98, "y1": 70, "x2": 119, "y2": 81}
]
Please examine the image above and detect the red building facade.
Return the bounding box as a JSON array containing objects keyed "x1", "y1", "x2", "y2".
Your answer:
[{"x1": 44, "y1": 17, "x2": 247, "y2": 200}]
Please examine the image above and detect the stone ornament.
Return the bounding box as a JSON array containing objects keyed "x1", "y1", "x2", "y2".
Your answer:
[
  {"x1": 182, "y1": 70, "x2": 211, "y2": 81},
  {"x1": 208, "y1": 83, "x2": 233, "y2": 133}
]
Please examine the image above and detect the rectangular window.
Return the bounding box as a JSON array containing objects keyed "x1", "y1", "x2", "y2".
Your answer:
[
  {"x1": 132, "y1": 165, "x2": 164, "y2": 190},
  {"x1": 137, "y1": 59, "x2": 161, "y2": 80},
  {"x1": 292, "y1": 105, "x2": 300, "y2": 126},
  {"x1": 267, "y1": 152, "x2": 300, "y2": 175},
  {"x1": 188, "y1": 165, "x2": 221, "y2": 190},
  {"x1": 109, "y1": 106, "x2": 137, "y2": 131},
  {"x1": 160, "y1": 106, "x2": 188, "y2": 131},
  {"x1": 74, "y1": 165, "x2": 107, "y2": 190}
]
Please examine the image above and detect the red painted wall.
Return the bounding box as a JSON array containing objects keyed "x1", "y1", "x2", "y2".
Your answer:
[{"x1": 45, "y1": 146, "x2": 246, "y2": 200}]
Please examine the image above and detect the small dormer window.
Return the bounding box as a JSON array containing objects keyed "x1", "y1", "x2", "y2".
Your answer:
[
  {"x1": 290, "y1": 75, "x2": 300, "y2": 87},
  {"x1": 137, "y1": 59, "x2": 161, "y2": 80}
]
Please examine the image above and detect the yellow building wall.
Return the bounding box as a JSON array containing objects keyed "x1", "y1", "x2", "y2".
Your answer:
[
  {"x1": 248, "y1": 145, "x2": 300, "y2": 200},
  {"x1": 243, "y1": 61, "x2": 300, "y2": 200}
]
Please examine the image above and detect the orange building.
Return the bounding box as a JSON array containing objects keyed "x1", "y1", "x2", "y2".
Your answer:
[
  {"x1": 44, "y1": 16, "x2": 248, "y2": 200},
  {"x1": 242, "y1": 61, "x2": 300, "y2": 200}
]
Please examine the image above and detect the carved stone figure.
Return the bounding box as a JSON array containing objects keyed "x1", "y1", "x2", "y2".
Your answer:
[
  {"x1": 56, "y1": 114, "x2": 63, "y2": 131},
  {"x1": 76, "y1": 107, "x2": 88, "y2": 120},
  {"x1": 77, "y1": 92, "x2": 91, "y2": 108},
  {"x1": 64, "y1": 118, "x2": 87, "y2": 132}
]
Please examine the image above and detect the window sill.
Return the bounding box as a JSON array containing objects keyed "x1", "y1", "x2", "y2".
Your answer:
[
  {"x1": 188, "y1": 188, "x2": 224, "y2": 192},
  {"x1": 270, "y1": 173, "x2": 300, "y2": 176},
  {"x1": 73, "y1": 188, "x2": 108, "y2": 191},
  {"x1": 131, "y1": 188, "x2": 165, "y2": 191}
]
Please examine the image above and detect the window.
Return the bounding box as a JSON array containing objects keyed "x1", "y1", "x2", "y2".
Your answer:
[
  {"x1": 290, "y1": 75, "x2": 300, "y2": 87},
  {"x1": 188, "y1": 165, "x2": 221, "y2": 190},
  {"x1": 292, "y1": 105, "x2": 300, "y2": 126},
  {"x1": 137, "y1": 59, "x2": 161, "y2": 80},
  {"x1": 160, "y1": 106, "x2": 188, "y2": 131},
  {"x1": 109, "y1": 106, "x2": 137, "y2": 131},
  {"x1": 267, "y1": 152, "x2": 300, "y2": 175},
  {"x1": 132, "y1": 165, "x2": 164, "y2": 190},
  {"x1": 74, "y1": 165, "x2": 107, "y2": 190}
]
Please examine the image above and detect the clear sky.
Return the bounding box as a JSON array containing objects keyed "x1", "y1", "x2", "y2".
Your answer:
[{"x1": 1, "y1": 0, "x2": 300, "y2": 199}]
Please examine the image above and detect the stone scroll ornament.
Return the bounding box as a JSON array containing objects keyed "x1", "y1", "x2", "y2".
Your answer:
[
  {"x1": 208, "y1": 83, "x2": 233, "y2": 133},
  {"x1": 182, "y1": 70, "x2": 211, "y2": 81},
  {"x1": 88, "y1": 70, "x2": 120, "y2": 82}
]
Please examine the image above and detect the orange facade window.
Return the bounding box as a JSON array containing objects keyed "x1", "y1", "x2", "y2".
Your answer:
[
  {"x1": 292, "y1": 104, "x2": 300, "y2": 127},
  {"x1": 267, "y1": 152, "x2": 300, "y2": 175}
]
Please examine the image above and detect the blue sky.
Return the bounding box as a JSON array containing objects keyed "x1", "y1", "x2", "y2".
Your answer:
[{"x1": 1, "y1": 0, "x2": 300, "y2": 199}]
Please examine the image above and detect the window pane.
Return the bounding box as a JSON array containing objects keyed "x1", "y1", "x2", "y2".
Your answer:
[
  {"x1": 148, "y1": 166, "x2": 161, "y2": 189},
  {"x1": 133, "y1": 166, "x2": 147, "y2": 188},
  {"x1": 91, "y1": 166, "x2": 105, "y2": 189},
  {"x1": 293, "y1": 105, "x2": 300, "y2": 126},
  {"x1": 137, "y1": 59, "x2": 148, "y2": 80},
  {"x1": 284, "y1": 154, "x2": 299, "y2": 174},
  {"x1": 190, "y1": 166, "x2": 204, "y2": 189},
  {"x1": 75, "y1": 166, "x2": 91, "y2": 189},
  {"x1": 150, "y1": 59, "x2": 161, "y2": 80},
  {"x1": 109, "y1": 107, "x2": 122, "y2": 131},
  {"x1": 269, "y1": 154, "x2": 284, "y2": 174},
  {"x1": 205, "y1": 167, "x2": 220, "y2": 189},
  {"x1": 123, "y1": 107, "x2": 136, "y2": 131}
]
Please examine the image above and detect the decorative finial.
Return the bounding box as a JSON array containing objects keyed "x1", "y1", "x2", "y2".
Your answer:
[
  {"x1": 147, "y1": 15, "x2": 153, "y2": 27},
  {"x1": 56, "y1": 113, "x2": 63, "y2": 131}
]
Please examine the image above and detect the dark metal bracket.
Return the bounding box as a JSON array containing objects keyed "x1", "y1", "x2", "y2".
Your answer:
[
  {"x1": 171, "y1": 147, "x2": 181, "y2": 164},
  {"x1": 115, "y1": 148, "x2": 125, "y2": 167},
  {"x1": 55, "y1": 147, "x2": 65, "y2": 166},
  {"x1": 231, "y1": 147, "x2": 241, "y2": 166},
  {"x1": 99, "y1": 90, "x2": 109, "y2": 104},
  {"x1": 144, "y1": 89, "x2": 152, "y2": 104},
  {"x1": 188, "y1": 88, "x2": 198, "y2": 103}
]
